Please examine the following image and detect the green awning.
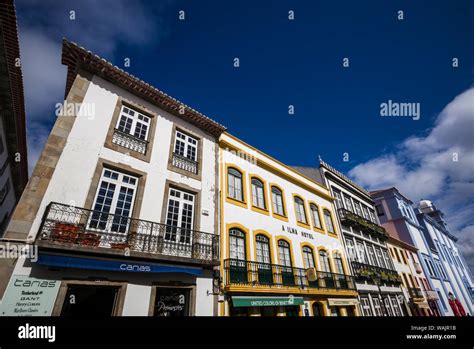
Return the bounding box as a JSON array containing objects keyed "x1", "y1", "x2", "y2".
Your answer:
[{"x1": 232, "y1": 296, "x2": 304, "y2": 307}]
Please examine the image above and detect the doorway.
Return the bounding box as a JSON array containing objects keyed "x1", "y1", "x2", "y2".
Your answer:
[{"x1": 60, "y1": 285, "x2": 119, "y2": 316}]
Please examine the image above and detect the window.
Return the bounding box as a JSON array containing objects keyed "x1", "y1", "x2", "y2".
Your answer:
[
  {"x1": 332, "y1": 188, "x2": 343, "y2": 209},
  {"x1": 251, "y1": 178, "x2": 266, "y2": 209},
  {"x1": 375, "y1": 247, "x2": 386, "y2": 269},
  {"x1": 372, "y1": 297, "x2": 383, "y2": 316},
  {"x1": 391, "y1": 297, "x2": 402, "y2": 316},
  {"x1": 229, "y1": 229, "x2": 246, "y2": 260},
  {"x1": 323, "y1": 209, "x2": 335, "y2": 234},
  {"x1": 165, "y1": 188, "x2": 195, "y2": 244},
  {"x1": 278, "y1": 240, "x2": 292, "y2": 267},
  {"x1": 89, "y1": 168, "x2": 138, "y2": 233},
  {"x1": 172, "y1": 131, "x2": 199, "y2": 174},
  {"x1": 334, "y1": 253, "x2": 345, "y2": 274},
  {"x1": 361, "y1": 205, "x2": 370, "y2": 220},
  {"x1": 343, "y1": 194, "x2": 354, "y2": 212},
  {"x1": 360, "y1": 297, "x2": 373, "y2": 316},
  {"x1": 384, "y1": 297, "x2": 393, "y2": 316},
  {"x1": 0, "y1": 134, "x2": 3, "y2": 154},
  {"x1": 383, "y1": 249, "x2": 394, "y2": 270},
  {"x1": 319, "y1": 250, "x2": 332, "y2": 272},
  {"x1": 400, "y1": 249, "x2": 408, "y2": 264},
  {"x1": 116, "y1": 106, "x2": 150, "y2": 140},
  {"x1": 294, "y1": 197, "x2": 308, "y2": 224},
  {"x1": 310, "y1": 204, "x2": 322, "y2": 229},
  {"x1": 302, "y1": 246, "x2": 315, "y2": 268},
  {"x1": 367, "y1": 245, "x2": 377, "y2": 266},
  {"x1": 174, "y1": 131, "x2": 197, "y2": 161},
  {"x1": 394, "y1": 248, "x2": 401, "y2": 263},
  {"x1": 255, "y1": 235, "x2": 271, "y2": 264},
  {"x1": 353, "y1": 200, "x2": 363, "y2": 217},
  {"x1": 368, "y1": 209, "x2": 376, "y2": 223},
  {"x1": 345, "y1": 238, "x2": 357, "y2": 261},
  {"x1": 375, "y1": 205, "x2": 385, "y2": 217},
  {"x1": 356, "y1": 241, "x2": 367, "y2": 264},
  {"x1": 271, "y1": 186, "x2": 285, "y2": 216},
  {"x1": 227, "y1": 168, "x2": 243, "y2": 201},
  {"x1": 436, "y1": 290, "x2": 448, "y2": 311}
]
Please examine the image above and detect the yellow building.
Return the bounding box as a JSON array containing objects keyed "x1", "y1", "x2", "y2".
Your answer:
[{"x1": 218, "y1": 133, "x2": 359, "y2": 316}]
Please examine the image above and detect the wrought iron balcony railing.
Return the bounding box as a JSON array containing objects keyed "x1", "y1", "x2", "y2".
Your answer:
[
  {"x1": 112, "y1": 129, "x2": 149, "y2": 154},
  {"x1": 172, "y1": 152, "x2": 198, "y2": 174},
  {"x1": 408, "y1": 287, "x2": 425, "y2": 299},
  {"x1": 37, "y1": 202, "x2": 219, "y2": 265},
  {"x1": 338, "y1": 208, "x2": 388, "y2": 238},
  {"x1": 223, "y1": 259, "x2": 356, "y2": 291},
  {"x1": 351, "y1": 261, "x2": 402, "y2": 285}
]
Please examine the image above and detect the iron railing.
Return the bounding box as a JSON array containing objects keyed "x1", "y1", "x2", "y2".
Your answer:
[
  {"x1": 338, "y1": 208, "x2": 388, "y2": 237},
  {"x1": 38, "y1": 202, "x2": 219, "y2": 264},
  {"x1": 408, "y1": 287, "x2": 425, "y2": 299},
  {"x1": 223, "y1": 259, "x2": 355, "y2": 290},
  {"x1": 351, "y1": 261, "x2": 402, "y2": 285},
  {"x1": 172, "y1": 153, "x2": 198, "y2": 174},
  {"x1": 112, "y1": 129, "x2": 148, "y2": 154}
]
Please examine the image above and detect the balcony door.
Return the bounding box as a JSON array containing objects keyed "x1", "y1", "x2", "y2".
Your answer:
[
  {"x1": 89, "y1": 168, "x2": 138, "y2": 244},
  {"x1": 319, "y1": 250, "x2": 335, "y2": 288},
  {"x1": 255, "y1": 235, "x2": 272, "y2": 284},
  {"x1": 229, "y1": 229, "x2": 247, "y2": 283},
  {"x1": 164, "y1": 188, "x2": 195, "y2": 257},
  {"x1": 278, "y1": 240, "x2": 294, "y2": 286}
]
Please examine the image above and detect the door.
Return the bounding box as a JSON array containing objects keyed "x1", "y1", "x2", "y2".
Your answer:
[
  {"x1": 229, "y1": 229, "x2": 247, "y2": 283},
  {"x1": 60, "y1": 285, "x2": 119, "y2": 316},
  {"x1": 152, "y1": 288, "x2": 191, "y2": 317},
  {"x1": 278, "y1": 240, "x2": 294, "y2": 286},
  {"x1": 164, "y1": 188, "x2": 195, "y2": 257},
  {"x1": 255, "y1": 235, "x2": 273, "y2": 284},
  {"x1": 89, "y1": 169, "x2": 138, "y2": 245}
]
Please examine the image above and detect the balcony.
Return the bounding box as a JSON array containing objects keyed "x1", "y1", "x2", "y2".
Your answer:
[
  {"x1": 223, "y1": 259, "x2": 356, "y2": 291},
  {"x1": 424, "y1": 290, "x2": 439, "y2": 301},
  {"x1": 172, "y1": 153, "x2": 198, "y2": 174},
  {"x1": 338, "y1": 208, "x2": 388, "y2": 238},
  {"x1": 408, "y1": 287, "x2": 425, "y2": 300},
  {"x1": 112, "y1": 129, "x2": 148, "y2": 154},
  {"x1": 37, "y1": 202, "x2": 219, "y2": 265},
  {"x1": 351, "y1": 261, "x2": 402, "y2": 285}
]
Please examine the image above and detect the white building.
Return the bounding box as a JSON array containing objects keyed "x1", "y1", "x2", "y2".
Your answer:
[
  {"x1": 219, "y1": 135, "x2": 359, "y2": 317},
  {"x1": 0, "y1": 40, "x2": 225, "y2": 316},
  {"x1": 319, "y1": 161, "x2": 405, "y2": 317},
  {"x1": 417, "y1": 200, "x2": 474, "y2": 316}
]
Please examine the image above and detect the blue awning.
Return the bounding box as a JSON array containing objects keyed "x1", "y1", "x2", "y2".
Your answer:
[{"x1": 36, "y1": 254, "x2": 202, "y2": 276}]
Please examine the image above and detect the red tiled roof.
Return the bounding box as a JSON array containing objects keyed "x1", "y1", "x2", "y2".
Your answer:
[{"x1": 61, "y1": 39, "x2": 227, "y2": 137}]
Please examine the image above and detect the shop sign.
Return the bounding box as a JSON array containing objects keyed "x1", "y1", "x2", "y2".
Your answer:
[{"x1": 0, "y1": 275, "x2": 60, "y2": 316}]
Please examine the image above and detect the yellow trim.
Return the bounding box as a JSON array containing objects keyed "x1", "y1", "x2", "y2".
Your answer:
[
  {"x1": 293, "y1": 194, "x2": 311, "y2": 229},
  {"x1": 225, "y1": 223, "x2": 252, "y2": 261},
  {"x1": 308, "y1": 201, "x2": 325, "y2": 234},
  {"x1": 300, "y1": 242, "x2": 318, "y2": 269},
  {"x1": 225, "y1": 163, "x2": 248, "y2": 209},
  {"x1": 309, "y1": 300, "x2": 328, "y2": 316},
  {"x1": 269, "y1": 183, "x2": 289, "y2": 222},
  {"x1": 321, "y1": 206, "x2": 338, "y2": 236},
  {"x1": 275, "y1": 235, "x2": 296, "y2": 268},
  {"x1": 220, "y1": 135, "x2": 334, "y2": 201},
  {"x1": 248, "y1": 173, "x2": 270, "y2": 216},
  {"x1": 224, "y1": 285, "x2": 358, "y2": 297},
  {"x1": 317, "y1": 246, "x2": 335, "y2": 272},
  {"x1": 253, "y1": 229, "x2": 276, "y2": 264}
]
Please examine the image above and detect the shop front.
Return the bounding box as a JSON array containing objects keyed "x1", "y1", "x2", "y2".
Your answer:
[{"x1": 229, "y1": 295, "x2": 304, "y2": 316}]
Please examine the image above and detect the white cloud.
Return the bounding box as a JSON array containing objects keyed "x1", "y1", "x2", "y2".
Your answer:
[
  {"x1": 16, "y1": 0, "x2": 172, "y2": 172},
  {"x1": 349, "y1": 87, "x2": 474, "y2": 269}
]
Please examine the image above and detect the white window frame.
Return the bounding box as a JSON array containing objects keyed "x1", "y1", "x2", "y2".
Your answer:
[
  {"x1": 323, "y1": 209, "x2": 335, "y2": 233},
  {"x1": 174, "y1": 130, "x2": 198, "y2": 161},
  {"x1": 116, "y1": 105, "x2": 150, "y2": 140},
  {"x1": 164, "y1": 188, "x2": 195, "y2": 244},
  {"x1": 271, "y1": 186, "x2": 285, "y2": 216},
  {"x1": 310, "y1": 204, "x2": 322, "y2": 229},
  {"x1": 251, "y1": 178, "x2": 266, "y2": 209},
  {"x1": 302, "y1": 246, "x2": 315, "y2": 268},
  {"x1": 228, "y1": 168, "x2": 243, "y2": 201},
  {"x1": 256, "y1": 235, "x2": 271, "y2": 264},
  {"x1": 294, "y1": 197, "x2": 307, "y2": 224}
]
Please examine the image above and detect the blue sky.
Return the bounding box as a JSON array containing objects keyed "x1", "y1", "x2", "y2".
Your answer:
[{"x1": 16, "y1": 1, "x2": 474, "y2": 267}]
